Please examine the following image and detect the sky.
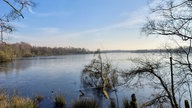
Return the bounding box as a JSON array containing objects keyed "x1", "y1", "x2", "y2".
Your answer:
[{"x1": 1, "y1": 0, "x2": 173, "y2": 50}]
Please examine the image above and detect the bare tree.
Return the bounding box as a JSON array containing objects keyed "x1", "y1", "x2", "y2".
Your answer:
[
  {"x1": 127, "y1": 0, "x2": 192, "y2": 107},
  {"x1": 81, "y1": 51, "x2": 121, "y2": 107},
  {"x1": 142, "y1": 0, "x2": 192, "y2": 73},
  {"x1": 123, "y1": 57, "x2": 184, "y2": 108},
  {"x1": 81, "y1": 51, "x2": 119, "y2": 96},
  {"x1": 0, "y1": 0, "x2": 35, "y2": 42}
]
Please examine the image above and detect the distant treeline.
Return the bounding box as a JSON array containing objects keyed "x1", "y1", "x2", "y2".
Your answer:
[
  {"x1": 100, "y1": 47, "x2": 189, "y2": 53},
  {"x1": 0, "y1": 42, "x2": 90, "y2": 62}
]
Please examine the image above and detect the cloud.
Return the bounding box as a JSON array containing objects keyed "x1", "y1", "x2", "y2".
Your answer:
[
  {"x1": 37, "y1": 27, "x2": 61, "y2": 34},
  {"x1": 26, "y1": 3, "x2": 69, "y2": 17},
  {"x1": 28, "y1": 8, "x2": 69, "y2": 17},
  {"x1": 27, "y1": 6, "x2": 36, "y2": 14}
]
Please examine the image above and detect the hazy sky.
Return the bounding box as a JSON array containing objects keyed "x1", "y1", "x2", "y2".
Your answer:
[{"x1": 3, "y1": 0, "x2": 171, "y2": 50}]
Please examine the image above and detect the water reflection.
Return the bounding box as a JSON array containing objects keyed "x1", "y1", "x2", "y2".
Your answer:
[
  {"x1": 0, "y1": 59, "x2": 32, "y2": 74},
  {"x1": 79, "y1": 81, "x2": 120, "y2": 107}
]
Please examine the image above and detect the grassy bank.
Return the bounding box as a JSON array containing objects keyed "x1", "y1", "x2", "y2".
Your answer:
[
  {"x1": 0, "y1": 91, "x2": 140, "y2": 108},
  {"x1": 0, "y1": 94, "x2": 36, "y2": 108}
]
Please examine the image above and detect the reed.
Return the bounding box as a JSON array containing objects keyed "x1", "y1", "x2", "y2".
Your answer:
[
  {"x1": 0, "y1": 93, "x2": 7, "y2": 108},
  {"x1": 0, "y1": 90, "x2": 36, "y2": 108},
  {"x1": 71, "y1": 98, "x2": 99, "y2": 108},
  {"x1": 54, "y1": 94, "x2": 66, "y2": 108},
  {"x1": 9, "y1": 96, "x2": 35, "y2": 108}
]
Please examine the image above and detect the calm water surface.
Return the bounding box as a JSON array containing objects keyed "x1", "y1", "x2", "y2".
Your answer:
[{"x1": 0, "y1": 53, "x2": 164, "y2": 108}]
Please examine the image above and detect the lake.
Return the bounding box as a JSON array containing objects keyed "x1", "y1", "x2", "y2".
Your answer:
[{"x1": 0, "y1": 53, "x2": 166, "y2": 108}]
